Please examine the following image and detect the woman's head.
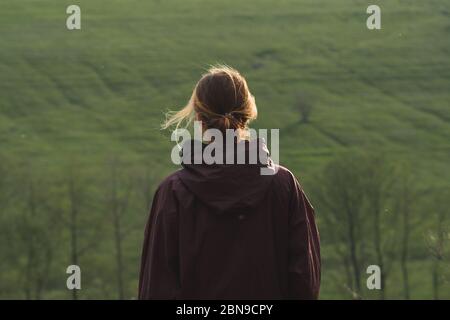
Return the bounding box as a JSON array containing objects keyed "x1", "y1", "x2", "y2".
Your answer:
[{"x1": 163, "y1": 65, "x2": 257, "y2": 138}]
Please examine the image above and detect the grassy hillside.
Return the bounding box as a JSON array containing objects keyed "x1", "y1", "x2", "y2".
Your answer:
[{"x1": 0, "y1": 0, "x2": 449, "y2": 299}]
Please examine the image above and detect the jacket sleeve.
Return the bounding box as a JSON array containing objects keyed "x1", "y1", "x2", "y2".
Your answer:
[
  {"x1": 138, "y1": 182, "x2": 180, "y2": 299},
  {"x1": 287, "y1": 176, "x2": 321, "y2": 299}
]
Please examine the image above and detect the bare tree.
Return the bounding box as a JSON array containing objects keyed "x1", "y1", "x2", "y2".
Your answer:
[
  {"x1": 393, "y1": 165, "x2": 415, "y2": 300},
  {"x1": 62, "y1": 164, "x2": 101, "y2": 300},
  {"x1": 426, "y1": 190, "x2": 449, "y2": 300},
  {"x1": 14, "y1": 173, "x2": 60, "y2": 299},
  {"x1": 107, "y1": 158, "x2": 134, "y2": 300},
  {"x1": 67, "y1": 169, "x2": 81, "y2": 300},
  {"x1": 295, "y1": 92, "x2": 313, "y2": 123},
  {"x1": 0, "y1": 156, "x2": 18, "y2": 296},
  {"x1": 136, "y1": 166, "x2": 159, "y2": 218},
  {"x1": 361, "y1": 154, "x2": 398, "y2": 299},
  {"x1": 315, "y1": 152, "x2": 402, "y2": 299},
  {"x1": 317, "y1": 154, "x2": 367, "y2": 295}
]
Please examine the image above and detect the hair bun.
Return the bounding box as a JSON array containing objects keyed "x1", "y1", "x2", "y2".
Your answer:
[
  {"x1": 205, "y1": 112, "x2": 239, "y2": 132},
  {"x1": 222, "y1": 113, "x2": 232, "y2": 130}
]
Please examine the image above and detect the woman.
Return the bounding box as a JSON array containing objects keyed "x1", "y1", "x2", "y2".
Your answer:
[{"x1": 138, "y1": 65, "x2": 320, "y2": 299}]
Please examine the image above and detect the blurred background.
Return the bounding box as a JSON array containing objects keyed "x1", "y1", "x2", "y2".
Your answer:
[{"x1": 0, "y1": 0, "x2": 449, "y2": 299}]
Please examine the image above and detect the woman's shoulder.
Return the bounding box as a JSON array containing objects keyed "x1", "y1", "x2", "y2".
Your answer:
[
  {"x1": 271, "y1": 164, "x2": 307, "y2": 196},
  {"x1": 154, "y1": 170, "x2": 184, "y2": 194},
  {"x1": 273, "y1": 164, "x2": 299, "y2": 184}
]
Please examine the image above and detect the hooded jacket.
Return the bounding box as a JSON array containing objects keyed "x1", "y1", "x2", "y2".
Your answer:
[{"x1": 138, "y1": 139, "x2": 320, "y2": 299}]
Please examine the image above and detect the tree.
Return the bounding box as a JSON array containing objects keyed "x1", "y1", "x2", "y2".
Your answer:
[
  {"x1": 315, "y1": 153, "x2": 368, "y2": 295},
  {"x1": 3, "y1": 163, "x2": 63, "y2": 300},
  {"x1": 17, "y1": 178, "x2": 56, "y2": 299},
  {"x1": 106, "y1": 157, "x2": 137, "y2": 300},
  {"x1": 61, "y1": 163, "x2": 102, "y2": 300},
  {"x1": 0, "y1": 154, "x2": 17, "y2": 297},
  {"x1": 295, "y1": 92, "x2": 313, "y2": 123},
  {"x1": 67, "y1": 170, "x2": 80, "y2": 300},
  {"x1": 314, "y1": 151, "x2": 400, "y2": 299},
  {"x1": 361, "y1": 153, "x2": 398, "y2": 299},
  {"x1": 393, "y1": 164, "x2": 416, "y2": 300},
  {"x1": 426, "y1": 189, "x2": 449, "y2": 300}
]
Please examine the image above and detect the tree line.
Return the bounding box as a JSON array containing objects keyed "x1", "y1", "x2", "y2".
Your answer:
[
  {"x1": 0, "y1": 154, "x2": 160, "y2": 299},
  {"x1": 311, "y1": 151, "x2": 449, "y2": 299},
  {"x1": 0, "y1": 151, "x2": 448, "y2": 299}
]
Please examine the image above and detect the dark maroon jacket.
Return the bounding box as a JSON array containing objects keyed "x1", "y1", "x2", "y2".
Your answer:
[{"x1": 138, "y1": 139, "x2": 320, "y2": 299}]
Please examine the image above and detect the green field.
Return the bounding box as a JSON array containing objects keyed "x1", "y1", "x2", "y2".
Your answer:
[{"x1": 0, "y1": 0, "x2": 449, "y2": 299}]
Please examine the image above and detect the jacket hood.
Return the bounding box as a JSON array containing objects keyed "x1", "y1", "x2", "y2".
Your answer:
[{"x1": 177, "y1": 138, "x2": 276, "y2": 214}]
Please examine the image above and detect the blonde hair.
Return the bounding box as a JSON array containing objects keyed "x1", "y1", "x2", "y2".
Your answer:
[{"x1": 162, "y1": 65, "x2": 257, "y2": 138}]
